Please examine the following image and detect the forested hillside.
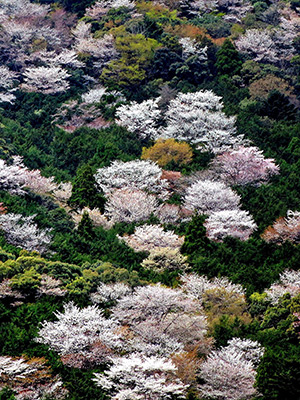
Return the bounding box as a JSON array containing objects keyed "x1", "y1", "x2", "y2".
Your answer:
[{"x1": 0, "y1": 0, "x2": 299, "y2": 399}]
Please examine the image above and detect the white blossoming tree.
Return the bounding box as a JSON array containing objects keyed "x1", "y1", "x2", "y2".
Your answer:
[
  {"x1": 161, "y1": 90, "x2": 245, "y2": 153},
  {"x1": 119, "y1": 224, "x2": 184, "y2": 252},
  {"x1": 235, "y1": 29, "x2": 277, "y2": 63},
  {"x1": 95, "y1": 159, "x2": 169, "y2": 198},
  {"x1": 116, "y1": 98, "x2": 161, "y2": 140},
  {"x1": 261, "y1": 210, "x2": 300, "y2": 244},
  {"x1": 36, "y1": 302, "x2": 122, "y2": 368},
  {"x1": 0, "y1": 355, "x2": 68, "y2": 399},
  {"x1": 199, "y1": 338, "x2": 264, "y2": 400},
  {"x1": 0, "y1": 65, "x2": 18, "y2": 103},
  {"x1": 86, "y1": 0, "x2": 135, "y2": 19},
  {"x1": 111, "y1": 284, "x2": 207, "y2": 356},
  {"x1": 180, "y1": 273, "x2": 245, "y2": 304},
  {"x1": 21, "y1": 66, "x2": 70, "y2": 94},
  {"x1": 204, "y1": 210, "x2": 257, "y2": 241},
  {"x1": 0, "y1": 156, "x2": 27, "y2": 195},
  {"x1": 0, "y1": 213, "x2": 52, "y2": 254},
  {"x1": 91, "y1": 282, "x2": 132, "y2": 304},
  {"x1": 104, "y1": 189, "x2": 158, "y2": 223},
  {"x1": 93, "y1": 354, "x2": 187, "y2": 400},
  {"x1": 184, "y1": 180, "x2": 241, "y2": 214}
]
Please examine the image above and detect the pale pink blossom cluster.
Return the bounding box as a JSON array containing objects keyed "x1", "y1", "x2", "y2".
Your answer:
[
  {"x1": 262, "y1": 210, "x2": 300, "y2": 244},
  {"x1": 211, "y1": 146, "x2": 280, "y2": 186},
  {"x1": 264, "y1": 269, "x2": 300, "y2": 304},
  {"x1": 199, "y1": 338, "x2": 264, "y2": 400},
  {"x1": 0, "y1": 213, "x2": 52, "y2": 254},
  {"x1": 118, "y1": 224, "x2": 184, "y2": 252}
]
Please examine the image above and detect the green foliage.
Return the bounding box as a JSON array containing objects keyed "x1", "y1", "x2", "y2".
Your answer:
[
  {"x1": 58, "y1": 0, "x2": 95, "y2": 17},
  {"x1": 51, "y1": 125, "x2": 143, "y2": 176},
  {"x1": 68, "y1": 164, "x2": 106, "y2": 211},
  {"x1": 216, "y1": 39, "x2": 242, "y2": 76},
  {"x1": 191, "y1": 14, "x2": 232, "y2": 38},
  {"x1": 260, "y1": 91, "x2": 298, "y2": 121},
  {"x1": 254, "y1": 296, "x2": 300, "y2": 399},
  {"x1": 0, "y1": 387, "x2": 16, "y2": 400},
  {"x1": 101, "y1": 33, "x2": 161, "y2": 91},
  {"x1": 182, "y1": 216, "x2": 300, "y2": 294},
  {"x1": 0, "y1": 298, "x2": 64, "y2": 356},
  {"x1": 10, "y1": 267, "x2": 42, "y2": 293}
]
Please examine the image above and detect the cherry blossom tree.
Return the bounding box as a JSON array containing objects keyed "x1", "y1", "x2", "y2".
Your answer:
[
  {"x1": 0, "y1": 65, "x2": 18, "y2": 104},
  {"x1": 261, "y1": 210, "x2": 300, "y2": 244},
  {"x1": 37, "y1": 275, "x2": 67, "y2": 297},
  {"x1": 199, "y1": 338, "x2": 264, "y2": 400},
  {"x1": 95, "y1": 160, "x2": 169, "y2": 198},
  {"x1": 0, "y1": 355, "x2": 68, "y2": 400},
  {"x1": 93, "y1": 354, "x2": 187, "y2": 400},
  {"x1": 118, "y1": 224, "x2": 184, "y2": 252},
  {"x1": 0, "y1": 19, "x2": 62, "y2": 68},
  {"x1": 0, "y1": 0, "x2": 49, "y2": 21},
  {"x1": 32, "y1": 49, "x2": 84, "y2": 69},
  {"x1": 0, "y1": 213, "x2": 52, "y2": 254},
  {"x1": 0, "y1": 156, "x2": 27, "y2": 195},
  {"x1": 104, "y1": 189, "x2": 158, "y2": 223},
  {"x1": 23, "y1": 168, "x2": 57, "y2": 195},
  {"x1": 116, "y1": 98, "x2": 161, "y2": 140},
  {"x1": 72, "y1": 22, "x2": 118, "y2": 71},
  {"x1": 91, "y1": 282, "x2": 132, "y2": 304},
  {"x1": 180, "y1": 273, "x2": 245, "y2": 304},
  {"x1": 235, "y1": 29, "x2": 277, "y2": 63},
  {"x1": 112, "y1": 284, "x2": 208, "y2": 355},
  {"x1": 161, "y1": 90, "x2": 245, "y2": 153},
  {"x1": 52, "y1": 182, "x2": 72, "y2": 204},
  {"x1": 81, "y1": 86, "x2": 107, "y2": 104},
  {"x1": 86, "y1": 0, "x2": 135, "y2": 19},
  {"x1": 36, "y1": 302, "x2": 122, "y2": 369},
  {"x1": 204, "y1": 210, "x2": 257, "y2": 241},
  {"x1": 0, "y1": 156, "x2": 57, "y2": 196},
  {"x1": 113, "y1": 285, "x2": 194, "y2": 319},
  {"x1": 0, "y1": 279, "x2": 25, "y2": 303},
  {"x1": 115, "y1": 91, "x2": 245, "y2": 153},
  {"x1": 184, "y1": 180, "x2": 241, "y2": 214},
  {"x1": 0, "y1": 274, "x2": 66, "y2": 302},
  {"x1": 155, "y1": 203, "x2": 181, "y2": 224},
  {"x1": 211, "y1": 146, "x2": 280, "y2": 186},
  {"x1": 264, "y1": 269, "x2": 300, "y2": 304},
  {"x1": 226, "y1": 338, "x2": 264, "y2": 367},
  {"x1": 21, "y1": 66, "x2": 70, "y2": 94},
  {"x1": 179, "y1": 38, "x2": 207, "y2": 60}
]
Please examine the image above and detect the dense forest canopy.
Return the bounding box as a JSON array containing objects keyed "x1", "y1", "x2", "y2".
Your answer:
[{"x1": 0, "y1": 0, "x2": 299, "y2": 399}]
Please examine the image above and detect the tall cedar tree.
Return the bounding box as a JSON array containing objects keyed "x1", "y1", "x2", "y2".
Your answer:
[
  {"x1": 68, "y1": 164, "x2": 106, "y2": 212},
  {"x1": 216, "y1": 39, "x2": 242, "y2": 76},
  {"x1": 77, "y1": 211, "x2": 95, "y2": 241}
]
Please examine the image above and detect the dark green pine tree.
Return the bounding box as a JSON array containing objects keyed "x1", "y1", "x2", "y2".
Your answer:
[
  {"x1": 77, "y1": 211, "x2": 95, "y2": 241},
  {"x1": 181, "y1": 214, "x2": 213, "y2": 256},
  {"x1": 216, "y1": 39, "x2": 242, "y2": 76},
  {"x1": 261, "y1": 90, "x2": 298, "y2": 121},
  {"x1": 68, "y1": 164, "x2": 106, "y2": 212}
]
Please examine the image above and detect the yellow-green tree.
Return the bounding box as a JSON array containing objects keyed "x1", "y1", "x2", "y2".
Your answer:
[
  {"x1": 141, "y1": 138, "x2": 193, "y2": 167},
  {"x1": 101, "y1": 33, "x2": 161, "y2": 89}
]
